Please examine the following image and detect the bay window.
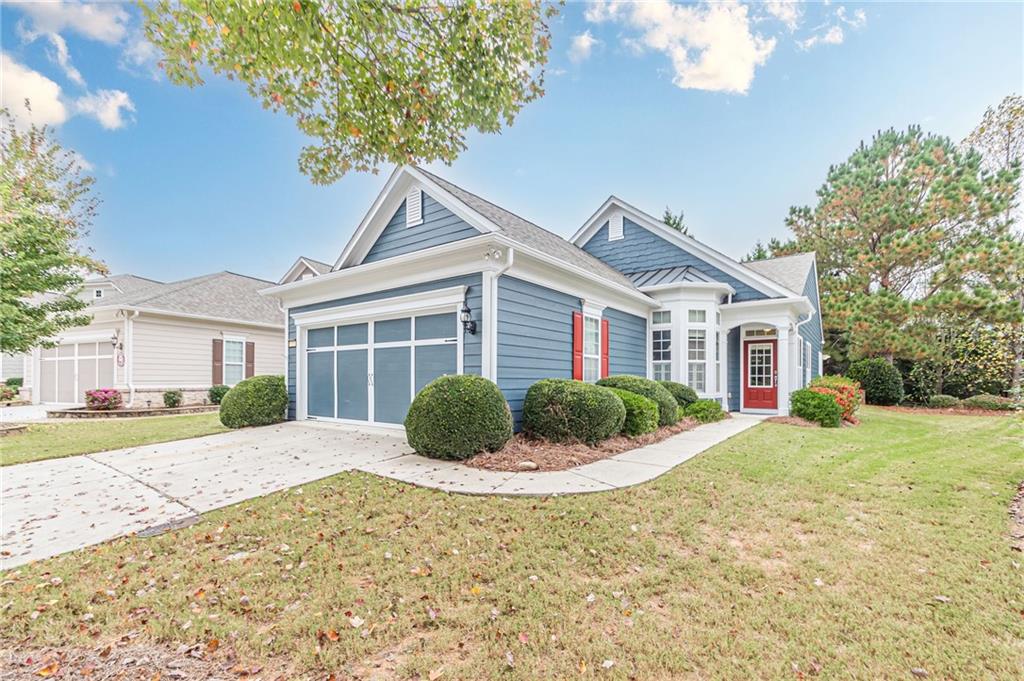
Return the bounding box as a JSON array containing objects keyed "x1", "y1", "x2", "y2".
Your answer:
[
  {"x1": 651, "y1": 310, "x2": 671, "y2": 381},
  {"x1": 687, "y1": 329, "x2": 706, "y2": 391}
]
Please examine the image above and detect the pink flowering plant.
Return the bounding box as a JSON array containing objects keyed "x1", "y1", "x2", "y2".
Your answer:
[{"x1": 85, "y1": 388, "x2": 123, "y2": 410}]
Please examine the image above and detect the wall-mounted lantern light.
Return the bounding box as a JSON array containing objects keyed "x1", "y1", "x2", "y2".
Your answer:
[{"x1": 460, "y1": 302, "x2": 477, "y2": 336}]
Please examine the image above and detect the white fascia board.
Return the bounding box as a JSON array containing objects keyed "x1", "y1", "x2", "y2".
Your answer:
[
  {"x1": 505, "y1": 255, "x2": 652, "y2": 319},
  {"x1": 639, "y1": 281, "x2": 735, "y2": 295},
  {"x1": 720, "y1": 296, "x2": 812, "y2": 320},
  {"x1": 291, "y1": 285, "x2": 466, "y2": 327},
  {"x1": 264, "y1": 234, "x2": 499, "y2": 308},
  {"x1": 571, "y1": 196, "x2": 796, "y2": 300},
  {"x1": 105, "y1": 306, "x2": 284, "y2": 330},
  {"x1": 333, "y1": 166, "x2": 502, "y2": 270},
  {"x1": 278, "y1": 257, "x2": 326, "y2": 285}
]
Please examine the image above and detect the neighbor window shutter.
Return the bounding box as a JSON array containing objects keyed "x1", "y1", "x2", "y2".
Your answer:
[
  {"x1": 601, "y1": 319, "x2": 610, "y2": 378},
  {"x1": 212, "y1": 339, "x2": 223, "y2": 385},
  {"x1": 245, "y1": 341, "x2": 255, "y2": 378},
  {"x1": 572, "y1": 311, "x2": 583, "y2": 380}
]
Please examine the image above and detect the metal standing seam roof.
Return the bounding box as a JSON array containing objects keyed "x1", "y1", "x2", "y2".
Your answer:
[
  {"x1": 92, "y1": 271, "x2": 283, "y2": 326},
  {"x1": 626, "y1": 266, "x2": 717, "y2": 288},
  {"x1": 415, "y1": 168, "x2": 639, "y2": 290}
]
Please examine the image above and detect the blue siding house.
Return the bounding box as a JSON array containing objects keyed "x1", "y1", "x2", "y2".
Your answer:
[{"x1": 265, "y1": 166, "x2": 823, "y2": 427}]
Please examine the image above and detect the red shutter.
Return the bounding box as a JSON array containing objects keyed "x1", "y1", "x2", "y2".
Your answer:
[
  {"x1": 245, "y1": 341, "x2": 255, "y2": 378},
  {"x1": 212, "y1": 339, "x2": 223, "y2": 385},
  {"x1": 601, "y1": 318, "x2": 610, "y2": 378},
  {"x1": 572, "y1": 311, "x2": 583, "y2": 380}
]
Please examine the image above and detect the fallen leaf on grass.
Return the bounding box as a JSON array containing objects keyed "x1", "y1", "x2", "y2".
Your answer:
[
  {"x1": 206, "y1": 638, "x2": 219, "y2": 653},
  {"x1": 35, "y1": 661, "x2": 59, "y2": 677},
  {"x1": 428, "y1": 668, "x2": 444, "y2": 680}
]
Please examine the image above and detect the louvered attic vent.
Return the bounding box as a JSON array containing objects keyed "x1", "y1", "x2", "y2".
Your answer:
[
  {"x1": 608, "y1": 212, "x2": 624, "y2": 241},
  {"x1": 406, "y1": 188, "x2": 423, "y2": 227}
]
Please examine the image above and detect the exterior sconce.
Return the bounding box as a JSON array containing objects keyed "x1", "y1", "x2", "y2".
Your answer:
[
  {"x1": 460, "y1": 302, "x2": 477, "y2": 335},
  {"x1": 110, "y1": 331, "x2": 122, "y2": 351}
]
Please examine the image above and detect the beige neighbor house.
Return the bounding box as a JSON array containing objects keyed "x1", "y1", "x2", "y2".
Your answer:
[{"x1": 19, "y1": 271, "x2": 286, "y2": 406}]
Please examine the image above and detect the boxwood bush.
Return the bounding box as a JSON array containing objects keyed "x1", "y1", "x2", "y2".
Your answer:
[
  {"x1": 685, "y1": 398, "x2": 725, "y2": 423},
  {"x1": 220, "y1": 375, "x2": 288, "y2": 428},
  {"x1": 791, "y1": 388, "x2": 842, "y2": 427},
  {"x1": 162, "y1": 389, "x2": 183, "y2": 408},
  {"x1": 405, "y1": 375, "x2": 512, "y2": 460},
  {"x1": 5, "y1": 377, "x2": 23, "y2": 388},
  {"x1": 597, "y1": 375, "x2": 679, "y2": 426},
  {"x1": 522, "y1": 378, "x2": 625, "y2": 444},
  {"x1": 658, "y1": 380, "x2": 698, "y2": 408},
  {"x1": 927, "y1": 394, "x2": 960, "y2": 408},
  {"x1": 208, "y1": 384, "x2": 231, "y2": 405},
  {"x1": 605, "y1": 387, "x2": 658, "y2": 436},
  {"x1": 961, "y1": 393, "x2": 1016, "y2": 411},
  {"x1": 847, "y1": 358, "x2": 904, "y2": 405}
]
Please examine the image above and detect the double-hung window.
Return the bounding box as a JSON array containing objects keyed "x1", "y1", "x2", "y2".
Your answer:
[
  {"x1": 715, "y1": 331, "x2": 721, "y2": 393},
  {"x1": 651, "y1": 310, "x2": 672, "y2": 381},
  {"x1": 223, "y1": 338, "x2": 245, "y2": 386},
  {"x1": 583, "y1": 315, "x2": 601, "y2": 383},
  {"x1": 687, "y1": 329, "x2": 706, "y2": 392}
]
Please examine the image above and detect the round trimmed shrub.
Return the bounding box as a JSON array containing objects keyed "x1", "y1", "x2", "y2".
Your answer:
[
  {"x1": 960, "y1": 393, "x2": 1015, "y2": 411},
  {"x1": 927, "y1": 394, "x2": 960, "y2": 408},
  {"x1": 5, "y1": 377, "x2": 23, "y2": 388},
  {"x1": 163, "y1": 389, "x2": 183, "y2": 408},
  {"x1": 685, "y1": 398, "x2": 725, "y2": 423},
  {"x1": 597, "y1": 375, "x2": 679, "y2": 426},
  {"x1": 658, "y1": 380, "x2": 698, "y2": 408},
  {"x1": 219, "y1": 375, "x2": 288, "y2": 428},
  {"x1": 790, "y1": 388, "x2": 842, "y2": 427},
  {"x1": 809, "y1": 376, "x2": 860, "y2": 421},
  {"x1": 405, "y1": 375, "x2": 512, "y2": 460},
  {"x1": 605, "y1": 387, "x2": 658, "y2": 436},
  {"x1": 208, "y1": 384, "x2": 230, "y2": 405},
  {"x1": 846, "y1": 359, "x2": 904, "y2": 405},
  {"x1": 522, "y1": 378, "x2": 625, "y2": 444},
  {"x1": 85, "y1": 388, "x2": 123, "y2": 410}
]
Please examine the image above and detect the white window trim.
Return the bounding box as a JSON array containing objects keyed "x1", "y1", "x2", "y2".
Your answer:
[
  {"x1": 93, "y1": 289, "x2": 104, "y2": 299},
  {"x1": 222, "y1": 335, "x2": 247, "y2": 387},
  {"x1": 651, "y1": 311, "x2": 672, "y2": 382},
  {"x1": 582, "y1": 313, "x2": 601, "y2": 383}
]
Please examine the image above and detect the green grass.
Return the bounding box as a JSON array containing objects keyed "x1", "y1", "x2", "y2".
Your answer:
[
  {"x1": 2, "y1": 409, "x2": 1022, "y2": 679},
  {"x1": 0, "y1": 412, "x2": 229, "y2": 466}
]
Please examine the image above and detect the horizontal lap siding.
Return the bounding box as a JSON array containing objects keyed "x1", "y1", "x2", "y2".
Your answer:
[
  {"x1": 363, "y1": 194, "x2": 480, "y2": 263},
  {"x1": 727, "y1": 327, "x2": 741, "y2": 411},
  {"x1": 496, "y1": 276, "x2": 580, "y2": 428},
  {"x1": 286, "y1": 273, "x2": 483, "y2": 420},
  {"x1": 582, "y1": 219, "x2": 768, "y2": 302},
  {"x1": 798, "y1": 267, "x2": 823, "y2": 380},
  {"x1": 604, "y1": 307, "x2": 646, "y2": 376}
]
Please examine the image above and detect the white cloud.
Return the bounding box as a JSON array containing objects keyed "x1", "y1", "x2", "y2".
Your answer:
[
  {"x1": 837, "y1": 6, "x2": 867, "y2": 29},
  {"x1": 120, "y1": 30, "x2": 162, "y2": 80},
  {"x1": 585, "y1": 1, "x2": 775, "y2": 94},
  {"x1": 763, "y1": 1, "x2": 803, "y2": 32},
  {"x1": 1, "y1": 53, "x2": 70, "y2": 130},
  {"x1": 569, "y1": 31, "x2": 599, "y2": 64},
  {"x1": 68, "y1": 149, "x2": 94, "y2": 172},
  {"x1": 74, "y1": 89, "x2": 135, "y2": 130},
  {"x1": 797, "y1": 25, "x2": 844, "y2": 50},
  {"x1": 17, "y1": 24, "x2": 87, "y2": 88},
  {"x1": 9, "y1": 0, "x2": 129, "y2": 44}
]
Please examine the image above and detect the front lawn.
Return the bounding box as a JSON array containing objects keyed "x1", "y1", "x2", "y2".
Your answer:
[
  {"x1": 0, "y1": 413, "x2": 229, "y2": 466},
  {"x1": 2, "y1": 409, "x2": 1021, "y2": 679}
]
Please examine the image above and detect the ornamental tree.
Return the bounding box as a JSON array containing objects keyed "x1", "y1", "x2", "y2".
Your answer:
[
  {"x1": 786, "y1": 126, "x2": 1020, "y2": 361},
  {"x1": 0, "y1": 110, "x2": 106, "y2": 354},
  {"x1": 142, "y1": 0, "x2": 555, "y2": 184}
]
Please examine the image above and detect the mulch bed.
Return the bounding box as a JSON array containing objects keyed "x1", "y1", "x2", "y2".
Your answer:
[
  {"x1": 0, "y1": 424, "x2": 28, "y2": 437},
  {"x1": 878, "y1": 405, "x2": 1019, "y2": 417},
  {"x1": 465, "y1": 417, "x2": 704, "y2": 472},
  {"x1": 48, "y1": 404, "x2": 220, "y2": 419}
]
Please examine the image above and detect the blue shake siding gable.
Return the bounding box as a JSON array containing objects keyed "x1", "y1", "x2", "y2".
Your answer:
[
  {"x1": 285, "y1": 273, "x2": 482, "y2": 419},
  {"x1": 362, "y1": 193, "x2": 480, "y2": 264},
  {"x1": 582, "y1": 218, "x2": 769, "y2": 302}
]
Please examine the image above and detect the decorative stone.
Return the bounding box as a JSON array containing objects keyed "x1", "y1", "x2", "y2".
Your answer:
[{"x1": 517, "y1": 460, "x2": 539, "y2": 471}]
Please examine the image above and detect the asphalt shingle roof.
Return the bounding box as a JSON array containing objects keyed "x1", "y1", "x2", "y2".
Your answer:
[
  {"x1": 93, "y1": 272, "x2": 282, "y2": 326},
  {"x1": 744, "y1": 253, "x2": 816, "y2": 297},
  {"x1": 417, "y1": 168, "x2": 637, "y2": 289}
]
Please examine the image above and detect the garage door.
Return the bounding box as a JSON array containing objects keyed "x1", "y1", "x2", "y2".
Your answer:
[
  {"x1": 38, "y1": 342, "x2": 115, "y2": 404},
  {"x1": 304, "y1": 312, "x2": 459, "y2": 425}
]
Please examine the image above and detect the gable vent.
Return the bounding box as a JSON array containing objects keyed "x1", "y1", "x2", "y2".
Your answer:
[
  {"x1": 406, "y1": 188, "x2": 423, "y2": 227},
  {"x1": 608, "y1": 212, "x2": 624, "y2": 241}
]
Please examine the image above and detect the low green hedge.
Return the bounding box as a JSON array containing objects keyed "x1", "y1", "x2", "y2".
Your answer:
[
  {"x1": 163, "y1": 389, "x2": 183, "y2": 408},
  {"x1": 927, "y1": 394, "x2": 960, "y2": 408},
  {"x1": 5, "y1": 377, "x2": 23, "y2": 388},
  {"x1": 522, "y1": 378, "x2": 625, "y2": 444},
  {"x1": 208, "y1": 384, "x2": 230, "y2": 405},
  {"x1": 685, "y1": 399, "x2": 725, "y2": 423},
  {"x1": 405, "y1": 375, "x2": 512, "y2": 460},
  {"x1": 790, "y1": 388, "x2": 842, "y2": 427},
  {"x1": 597, "y1": 375, "x2": 679, "y2": 426},
  {"x1": 658, "y1": 381, "x2": 698, "y2": 408},
  {"x1": 220, "y1": 375, "x2": 289, "y2": 428},
  {"x1": 961, "y1": 393, "x2": 1016, "y2": 411},
  {"x1": 847, "y1": 359, "x2": 904, "y2": 405},
  {"x1": 605, "y1": 387, "x2": 658, "y2": 436}
]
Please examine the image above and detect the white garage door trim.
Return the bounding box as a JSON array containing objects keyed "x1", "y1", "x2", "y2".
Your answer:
[{"x1": 293, "y1": 286, "x2": 467, "y2": 428}]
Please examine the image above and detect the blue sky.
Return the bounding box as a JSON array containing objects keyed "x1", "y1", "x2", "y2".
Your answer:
[{"x1": 2, "y1": 1, "x2": 1021, "y2": 283}]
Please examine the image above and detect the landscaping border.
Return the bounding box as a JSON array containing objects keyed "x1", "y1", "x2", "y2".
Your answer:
[{"x1": 48, "y1": 404, "x2": 220, "y2": 419}]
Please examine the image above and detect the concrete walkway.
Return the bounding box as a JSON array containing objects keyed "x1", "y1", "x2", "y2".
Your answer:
[{"x1": 1, "y1": 415, "x2": 762, "y2": 569}]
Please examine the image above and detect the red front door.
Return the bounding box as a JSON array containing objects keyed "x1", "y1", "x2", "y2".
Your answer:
[{"x1": 743, "y1": 340, "x2": 778, "y2": 409}]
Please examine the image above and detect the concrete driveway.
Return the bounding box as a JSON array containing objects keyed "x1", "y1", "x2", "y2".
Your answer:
[
  {"x1": 1, "y1": 422, "x2": 411, "y2": 569},
  {"x1": 1, "y1": 403, "x2": 75, "y2": 422}
]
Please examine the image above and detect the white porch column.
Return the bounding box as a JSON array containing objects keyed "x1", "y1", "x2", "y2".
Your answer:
[{"x1": 776, "y1": 324, "x2": 790, "y2": 415}]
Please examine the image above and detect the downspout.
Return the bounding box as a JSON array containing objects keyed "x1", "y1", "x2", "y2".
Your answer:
[
  {"x1": 793, "y1": 305, "x2": 816, "y2": 386},
  {"x1": 126, "y1": 310, "x2": 140, "y2": 405}
]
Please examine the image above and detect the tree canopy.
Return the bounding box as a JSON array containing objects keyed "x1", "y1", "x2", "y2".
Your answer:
[
  {"x1": 786, "y1": 126, "x2": 1020, "y2": 361},
  {"x1": 662, "y1": 207, "x2": 688, "y2": 234},
  {"x1": 142, "y1": 0, "x2": 555, "y2": 184},
  {"x1": 0, "y1": 110, "x2": 106, "y2": 354}
]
